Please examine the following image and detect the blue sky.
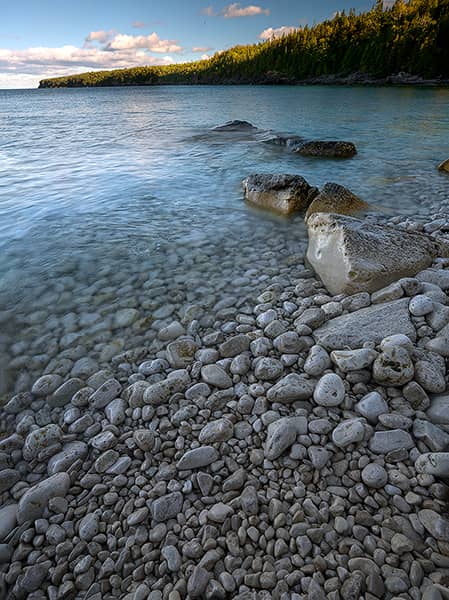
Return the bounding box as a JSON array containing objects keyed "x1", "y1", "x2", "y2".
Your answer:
[{"x1": 0, "y1": 0, "x2": 374, "y2": 88}]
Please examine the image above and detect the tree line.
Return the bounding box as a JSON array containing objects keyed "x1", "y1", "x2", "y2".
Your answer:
[{"x1": 39, "y1": 0, "x2": 449, "y2": 88}]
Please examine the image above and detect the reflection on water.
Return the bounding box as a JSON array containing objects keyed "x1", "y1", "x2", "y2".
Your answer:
[{"x1": 0, "y1": 85, "x2": 448, "y2": 395}]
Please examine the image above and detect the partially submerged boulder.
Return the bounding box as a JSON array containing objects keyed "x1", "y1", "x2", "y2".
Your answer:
[
  {"x1": 306, "y1": 213, "x2": 449, "y2": 295},
  {"x1": 438, "y1": 158, "x2": 449, "y2": 173},
  {"x1": 211, "y1": 120, "x2": 257, "y2": 132},
  {"x1": 263, "y1": 134, "x2": 303, "y2": 151},
  {"x1": 305, "y1": 182, "x2": 370, "y2": 220},
  {"x1": 295, "y1": 140, "x2": 357, "y2": 158},
  {"x1": 242, "y1": 174, "x2": 318, "y2": 216}
]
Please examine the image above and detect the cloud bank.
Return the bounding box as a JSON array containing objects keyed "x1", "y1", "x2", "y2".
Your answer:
[{"x1": 202, "y1": 3, "x2": 269, "y2": 18}]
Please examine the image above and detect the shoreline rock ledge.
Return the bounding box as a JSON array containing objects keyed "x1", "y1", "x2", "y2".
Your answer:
[{"x1": 306, "y1": 212, "x2": 449, "y2": 295}]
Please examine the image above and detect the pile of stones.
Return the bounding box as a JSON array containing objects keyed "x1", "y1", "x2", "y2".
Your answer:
[{"x1": 3, "y1": 210, "x2": 449, "y2": 599}]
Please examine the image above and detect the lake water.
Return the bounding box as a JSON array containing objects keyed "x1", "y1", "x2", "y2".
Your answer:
[{"x1": 0, "y1": 85, "x2": 449, "y2": 396}]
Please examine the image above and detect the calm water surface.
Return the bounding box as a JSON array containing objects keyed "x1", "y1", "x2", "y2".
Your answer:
[{"x1": 0, "y1": 85, "x2": 448, "y2": 394}]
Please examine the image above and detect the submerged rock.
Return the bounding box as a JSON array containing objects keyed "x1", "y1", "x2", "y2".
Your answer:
[
  {"x1": 438, "y1": 157, "x2": 449, "y2": 172},
  {"x1": 295, "y1": 140, "x2": 357, "y2": 158},
  {"x1": 212, "y1": 120, "x2": 257, "y2": 132},
  {"x1": 242, "y1": 174, "x2": 318, "y2": 216},
  {"x1": 263, "y1": 134, "x2": 303, "y2": 150},
  {"x1": 306, "y1": 213, "x2": 449, "y2": 295},
  {"x1": 305, "y1": 182, "x2": 370, "y2": 220}
]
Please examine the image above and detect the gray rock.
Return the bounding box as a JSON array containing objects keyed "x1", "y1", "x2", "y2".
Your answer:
[
  {"x1": 409, "y1": 294, "x2": 434, "y2": 316},
  {"x1": 266, "y1": 373, "x2": 314, "y2": 403},
  {"x1": 187, "y1": 566, "x2": 210, "y2": 598},
  {"x1": 265, "y1": 416, "x2": 307, "y2": 460},
  {"x1": 31, "y1": 374, "x2": 63, "y2": 397},
  {"x1": 296, "y1": 140, "x2": 357, "y2": 158},
  {"x1": 161, "y1": 545, "x2": 182, "y2": 572},
  {"x1": 201, "y1": 364, "x2": 232, "y2": 389},
  {"x1": 369, "y1": 429, "x2": 414, "y2": 454},
  {"x1": 0, "y1": 504, "x2": 18, "y2": 541},
  {"x1": 361, "y1": 463, "x2": 388, "y2": 488},
  {"x1": 332, "y1": 419, "x2": 365, "y2": 448},
  {"x1": 415, "y1": 452, "x2": 449, "y2": 478},
  {"x1": 415, "y1": 360, "x2": 446, "y2": 393},
  {"x1": 88, "y1": 378, "x2": 122, "y2": 409},
  {"x1": 17, "y1": 473, "x2": 71, "y2": 523},
  {"x1": 79, "y1": 513, "x2": 99, "y2": 541},
  {"x1": 372, "y1": 346, "x2": 414, "y2": 386},
  {"x1": 417, "y1": 268, "x2": 449, "y2": 290},
  {"x1": 253, "y1": 356, "x2": 284, "y2": 381},
  {"x1": 166, "y1": 338, "x2": 198, "y2": 367},
  {"x1": 413, "y1": 419, "x2": 449, "y2": 452},
  {"x1": 307, "y1": 213, "x2": 449, "y2": 295},
  {"x1": 219, "y1": 334, "x2": 250, "y2": 358},
  {"x1": 47, "y1": 442, "x2": 88, "y2": 475},
  {"x1": 330, "y1": 348, "x2": 377, "y2": 372},
  {"x1": 0, "y1": 469, "x2": 20, "y2": 493},
  {"x1": 355, "y1": 391, "x2": 388, "y2": 424},
  {"x1": 313, "y1": 373, "x2": 345, "y2": 407},
  {"x1": 304, "y1": 345, "x2": 331, "y2": 376},
  {"x1": 308, "y1": 446, "x2": 331, "y2": 469},
  {"x1": 242, "y1": 173, "x2": 318, "y2": 216},
  {"x1": 47, "y1": 378, "x2": 84, "y2": 407},
  {"x1": 23, "y1": 424, "x2": 63, "y2": 461},
  {"x1": 3, "y1": 392, "x2": 33, "y2": 414},
  {"x1": 133, "y1": 429, "x2": 155, "y2": 452},
  {"x1": 314, "y1": 298, "x2": 416, "y2": 350},
  {"x1": 177, "y1": 446, "x2": 219, "y2": 470},
  {"x1": 199, "y1": 418, "x2": 233, "y2": 443},
  {"x1": 418, "y1": 509, "x2": 449, "y2": 541},
  {"x1": 208, "y1": 502, "x2": 233, "y2": 523},
  {"x1": 143, "y1": 369, "x2": 191, "y2": 404},
  {"x1": 151, "y1": 492, "x2": 183, "y2": 522},
  {"x1": 427, "y1": 395, "x2": 449, "y2": 424},
  {"x1": 273, "y1": 331, "x2": 305, "y2": 354}
]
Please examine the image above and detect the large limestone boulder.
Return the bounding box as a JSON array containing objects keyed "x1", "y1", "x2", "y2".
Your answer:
[
  {"x1": 438, "y1": 158, "x2": 449, "y2": 172},
  {"x1": 305, "y1": 182, "x2": 369, "y2": 220},
  {"x1": 306, "y1": 213, "x2": 449, "y2": 295},
  {"x1": 295, "y1": 140, "x2": 357, "y2": 158},
  {"x1": 314, "y1": 299, "x2": 416, "y2": 350},
  {"x1": 242, "y1": 174, "x2": 318, "y2": 216}
]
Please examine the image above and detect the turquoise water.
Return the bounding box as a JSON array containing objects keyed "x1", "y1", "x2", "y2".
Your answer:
[{"x1": 0, "y1": 85, "x2": 448, "y2": 393}]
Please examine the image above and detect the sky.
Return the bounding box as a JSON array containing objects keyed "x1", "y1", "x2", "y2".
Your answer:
[{"x1": 0, "y1": 0, "x2": 377, "y2": 89}]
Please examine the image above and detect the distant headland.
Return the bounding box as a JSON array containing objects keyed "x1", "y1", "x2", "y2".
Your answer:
[{"x1": 39, "y1": 0, "x2": 449, "y2": 88}]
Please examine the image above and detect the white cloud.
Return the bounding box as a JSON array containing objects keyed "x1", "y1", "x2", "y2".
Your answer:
[
  {"x1": 200, "y1": 53, "x2": 211, "y2": 60},
  {"x1": 85, "y1": 30, "x2": 113, "y2": 44},
  {"x1": 132, "y1": 21, "x2": 146, "y2": 29},
  {"x1": 258, "y1": 26, "x2": 297, "y2": 40},
  {"x1": 0, "y1": 43, "x2": 175, "y2": 89},
  {"x1": 106, "y1": 33, "x2": 182, "y2": 53},
  {"x1": 192, "y1": 46, "x2": 213, "y2": 52},
  {"x1": 222, "y1": 3, "x2": 269, "y2": 17}
]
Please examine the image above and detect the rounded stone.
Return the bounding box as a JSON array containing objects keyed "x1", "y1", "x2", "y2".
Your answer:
[
  {"x1": 313, "y1": 373, "x2": 345, "y2": 407},
  {"x1": 361, "y1": 463, "x2": 388, "y2": 488},
  {"x1": 409, "y1": 295, "x2": 434, "y2": 316}
]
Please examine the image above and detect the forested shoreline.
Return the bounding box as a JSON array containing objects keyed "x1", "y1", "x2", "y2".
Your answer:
[{"x1": 39, "y1": 0, "x2": 449, "y2": 88}]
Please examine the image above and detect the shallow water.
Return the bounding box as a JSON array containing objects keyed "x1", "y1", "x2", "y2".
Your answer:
[{"x1": 1, "y1": 85, "x2": 449, "y2": 395}]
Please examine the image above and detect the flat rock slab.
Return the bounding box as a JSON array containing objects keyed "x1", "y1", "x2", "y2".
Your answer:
[
  {"x1": 306, "y1": 213, "x2": 449, "y2": 295},
  {"x1": 314, "y1": 298, "x2": 416, "y2": 350},
  {"x1": 242, "y1": 174, "x2": 318, "y2": 216}
]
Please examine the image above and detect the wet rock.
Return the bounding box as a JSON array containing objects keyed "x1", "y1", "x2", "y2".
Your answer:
[
  {"x1": 31, "y1": 374, "x2": 63, "y2": 397},
  {"x1": 167, "y1": 338, "x2": 198, "y2": 367},
  {"x1": 295, "y1": 140, "x2": 357, "y2": 158},
  {"x1": 438, "y1": 157, "x2": 449, "y2": 172},
  {"x1": 242, "y1": 173, "x2": 318, "y2": 215},
  {"x1": 212, "y1": 120, "x2": 257, "y2": 132},
  {"x1": 305, "y1": 182, "x2": 369, "y2": 220},
  {"x1": 47, "y1": 442, "x2": 88, "y2": 474},
  {"x1": 23, "y1": 424, "x2": 63, "y2": 461},
  {"x1": 307, "y1": 213, "x2": 449, "y2": 295}
]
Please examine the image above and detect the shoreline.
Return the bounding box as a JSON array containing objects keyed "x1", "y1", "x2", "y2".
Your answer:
[{"x1": 2, "y1": 202, "x2": 449, "y2": 597}]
